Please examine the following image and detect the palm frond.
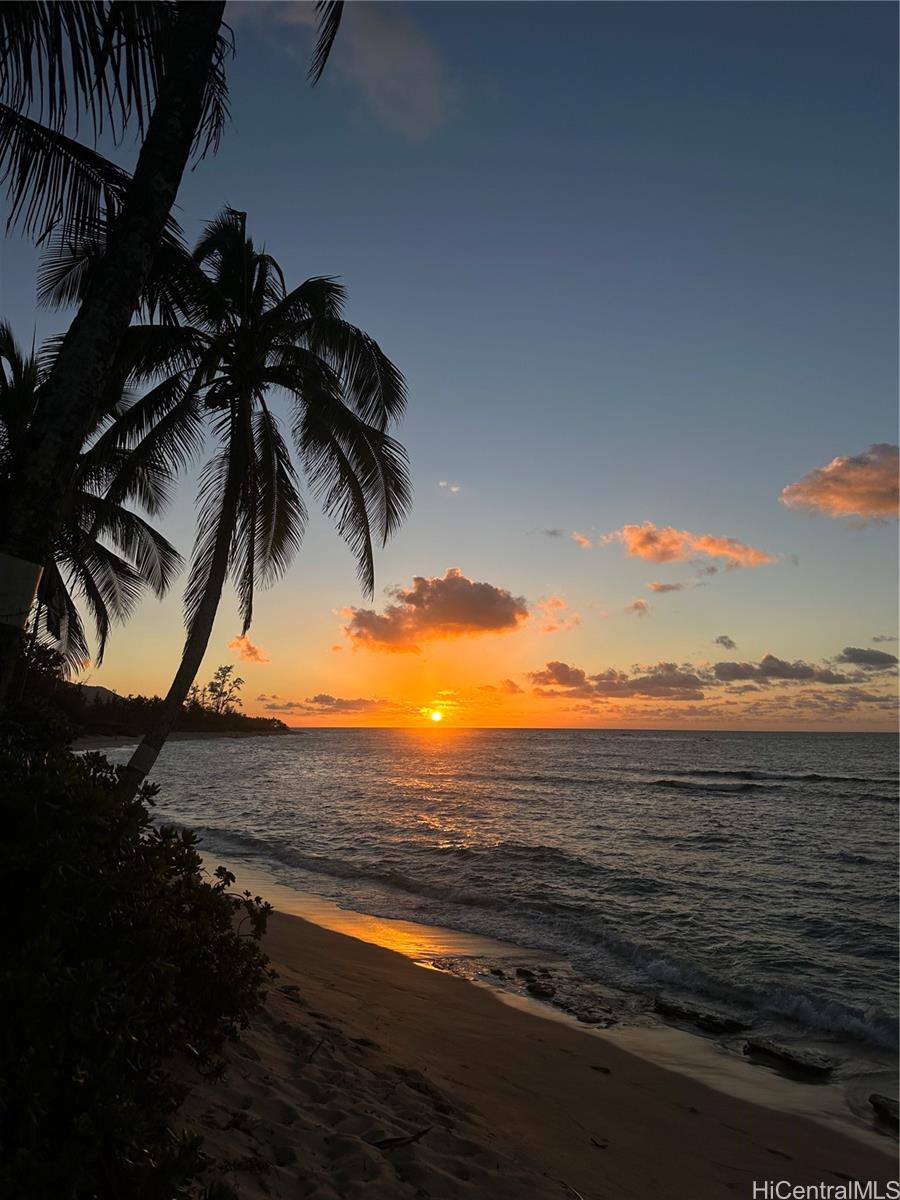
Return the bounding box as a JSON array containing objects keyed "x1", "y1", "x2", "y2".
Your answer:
[
  {"x1": 0, "y1": 102, "x2": 129, "y2": 240},
  {"x1": 309, "y1": 1, "x2": 344, "y2": 85},
  {"x1": 300, "y1": 316, "x2": 407, "y2": 428},
  {"x1": 0, "y1": 2, "x2": 169, "y2": 138},
  {"x1": 294, "y1": 395, "x2": 411, "y2": 596},
  {"x1": 36, "y1": 561, "x2": 91, "y2": 674},
  {"x1": 77, "y1": 491, "x2": 182, "y2": 598},
  {"x1": 184, "y1": 439, "x2": 241, "y2": 640}
]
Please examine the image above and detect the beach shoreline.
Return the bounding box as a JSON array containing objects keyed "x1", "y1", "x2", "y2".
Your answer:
[{"x1": 185, "y1": 906, "x2": 898, "y2": 1200}]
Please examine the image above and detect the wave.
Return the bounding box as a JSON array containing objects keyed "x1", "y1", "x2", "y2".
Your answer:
[
  {"x1": 652, "y1": 767, "x2": 891, "y2": 785},
  {"x1": 649, "y1": 778, "x2": 774, "y2": 794}
]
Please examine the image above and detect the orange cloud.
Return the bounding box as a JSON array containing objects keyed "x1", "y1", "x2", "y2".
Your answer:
[
  {"x1": 647, "y1": 581, "x2": 685, "y2": 593},
  {"x1": 625, "y1": 598, "x2": 649, "y2": 617},
  {"x1": 780, "y1": 444, "x2": 899, "y2": 520},
  {"x1": 344, "y1": 567, "x2": 529, "y2": 652},
  {"x1": 571, "y1": 531, "x2": 591, "y2": 549},
  {"x1": 537, "y1": 595, "x2": 581, "y2": 633},
  {"x1": 604, "y1": 522, "x2": 775, "y2": 567},
  {"x1": 227, "y1": 633, "x2": 271, "y2": 663}
]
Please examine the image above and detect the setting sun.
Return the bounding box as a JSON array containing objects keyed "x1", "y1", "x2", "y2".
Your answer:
[{"x1": 430, "y1": 710, "x2": 443, "y2": 722}]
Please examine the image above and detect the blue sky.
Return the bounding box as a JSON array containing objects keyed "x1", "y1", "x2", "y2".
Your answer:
[{"x1": 2, "y1": 2, "x2": 897, "y2": 726}]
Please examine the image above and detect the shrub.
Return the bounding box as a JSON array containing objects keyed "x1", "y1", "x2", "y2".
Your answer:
[{"x1": 0, "y1": 722, "x2": 272, "y2": 1199}]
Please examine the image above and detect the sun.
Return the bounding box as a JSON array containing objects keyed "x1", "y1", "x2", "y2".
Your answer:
[{"x1": 429, "y1": 710, "x2": 443, "y2": 722}]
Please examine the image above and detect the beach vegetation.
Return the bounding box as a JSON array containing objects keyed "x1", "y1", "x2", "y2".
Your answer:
[{"x1": 0, "y1": 721, "x2": 272, "y2": 1198}]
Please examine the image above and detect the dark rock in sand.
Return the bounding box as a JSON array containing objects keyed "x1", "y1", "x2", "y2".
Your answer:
[
  {"x1": 526, "y1": 981, "x2": 556, "y2": 999},
  {"x1": 654, "y1": 998, "x2": 748, "y2": 1035},
  {"x1": 869, "y1": 1093, "x2": 899, "y2": 1128},
  {"x1": 516, "y1": 968, "x2": 537, "y2": 981},
  {"x1": 489, "y1": 967, "x2": 506, "y2": 979},
  {"x1": 742, "y1": 1037, "x2": 835, "y2": 1078}
]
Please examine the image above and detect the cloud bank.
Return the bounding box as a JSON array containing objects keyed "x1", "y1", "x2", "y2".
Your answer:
[
  {"x1": 344, "y1": 568, "x2": 529, "y2": 652},
  {"x1": 780, "y1": 444, "x2": 898, "y2": 521}
]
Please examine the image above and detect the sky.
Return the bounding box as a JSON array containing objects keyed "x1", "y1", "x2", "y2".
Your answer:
[{"x1": 2, "y1": 1, "x2": 898, "y2": 729}]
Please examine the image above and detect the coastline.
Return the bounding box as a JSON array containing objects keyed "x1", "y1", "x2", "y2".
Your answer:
[
  {"x1": 72, "y1": 729, "x2": 293, "y2": 751},
  {"x1": 185, "y1": 907, "x2": 897, "y2": 1200}
]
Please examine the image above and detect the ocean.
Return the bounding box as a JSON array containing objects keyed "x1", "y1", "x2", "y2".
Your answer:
[{"x1": 99, "y1": 728, "x2": 898, "y2": 1087}]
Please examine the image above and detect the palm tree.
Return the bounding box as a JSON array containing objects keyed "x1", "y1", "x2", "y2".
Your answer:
[
  {"x1": 0, "y1": 322, "x2": 182, "y2": 680},
  {"x1": 0, "y1": 1, "x2": 345, "y2": 704},
  {"x1": 113, "y1": 208, "x2": 409, "y2": 797}
]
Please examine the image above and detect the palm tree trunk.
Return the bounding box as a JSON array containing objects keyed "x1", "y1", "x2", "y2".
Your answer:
[
  {"x1": 0, "y1": 1, "x2": 226, "y2": 708},
  {"x1": 117, "y1": 447, "x2": 240, "y2": 801}
]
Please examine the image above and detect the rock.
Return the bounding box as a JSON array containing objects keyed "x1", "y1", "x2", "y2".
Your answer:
[
  {"x1": 869, "y1": 1093, "x2": 899, "y2": 1128},
  {"x1": 526, "y1": 981, "x2": 556, "y2": 999},
  {"x1": 654, "y1": 998, "x2": 748, "y2": 1035},
  {"x1": 515, "y1": 968, "x2": 537, "y2": 981},
  {"x1": 489, "y1": 967, "x2": 506, "y2": 979},
  {"x1": 742, "y1": 1038, "x2": 835, "y2": 1078}
]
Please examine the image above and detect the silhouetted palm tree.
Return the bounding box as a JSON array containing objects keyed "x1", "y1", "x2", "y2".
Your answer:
[
  {"x1": 114, "y1": 207, "x2": 408, "y2": 797},
  {"x1": 0, "y1": 322, "x2": 182, "y2": 676},
  {"x1": 0, "y1": 1, "x2": 344, "y2": 703}
]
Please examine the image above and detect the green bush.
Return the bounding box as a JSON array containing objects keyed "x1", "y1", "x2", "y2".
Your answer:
[{"x1": 0, "y1": 723, "x2": 272, "y2": 1199}]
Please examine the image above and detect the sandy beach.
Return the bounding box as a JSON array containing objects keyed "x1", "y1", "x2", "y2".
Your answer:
[{"x1": 184, "y1": 910, "x2": 898, "y2": 1200}]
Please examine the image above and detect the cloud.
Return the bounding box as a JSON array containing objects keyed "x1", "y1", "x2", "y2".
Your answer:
[
  {"x1": 439, "y1": 480, "x2": 461, "y2": 494},
  {"x1": 571, "y1": 531, "x2": 592, "y2": 549},
  {"x1": 227, "y1": 633, "x2": 271, "y2": 664},
  {"x1": 647, "y1": 581, "x2": 685, "y2": 593},
  {"x1": 344, "y1": 567, "x2": 529, "y2": 652},
  {"x1": 604, "y1": 522, "x2": 776, "y2": 568},
  {"x1": 714, "y1": 634, "x2": 737, "y2": 651},
  {"x1": 872, "y1": 633, "x2": 898, "y2": 644},
  {"x1": 712, "y1": 654, "x2": 849, "y2": 685},
  {"x1": 780, "y1": 444, "x2": 899, "y2": 521},
  {"x1": 538, "y1": 528, "x2": 564, "y2": 538},
  {"x1": 233, "y1": 1, "x2": 455, "y2": 140},
  {"x1": 529, "y1": 660, "x2": 706, "y2": 701},
  {"x1": 835, "y1": 646, "x2": 898, "y2": 670},
  {"x1": 480, "y1": 678, "x2": 523, "y2": 695},
  {"x1": 263, "y1": 693, "x2": 392, "y2": 715},
  {"x1": 537, "y1": 595, "x2": 580, "y2": 633},
  {"x1": 625, "y1": 599, "x2": 649, "y2": 617}
]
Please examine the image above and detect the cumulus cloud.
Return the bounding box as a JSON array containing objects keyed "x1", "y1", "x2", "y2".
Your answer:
[
  {"x1": 529, "y1": 660, "x2": 706, "y2": 701},
  {"x1": 344, "y1": 567, "x2": 529, "y2": 652},
  {"x1": 714, "y1": 634, "x2": 737, "y2": 651},
  {"x1": 780, "y1": 444, "x2": 899, "y2": 521},
  {"x1": 835, "y1": 646, "x2": 898, "y2": 670},
  {"x1": 625, "y1": 599, "x2": 649, "y2": 617},
  {"x1": 647, "y1": 581, "x2": 685, "y2": 593},
  {"x1": 227, "y1": 633, "x2": 271, "y2": 664},
  {"x1": 232, "y1": 1, "x2": 456, "y2": 140},
  {"x1": 712, "y1": 654, "x2": 849, "y2": 685},
  {"x1": 603, "y1": 522, "x2": 776, "y2": 568},
  {"x1": 571, "y1": 531, "x2": 592, "y2": 549}
]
